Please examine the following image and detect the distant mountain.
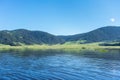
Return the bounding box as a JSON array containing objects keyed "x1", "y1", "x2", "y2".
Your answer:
[
  {"x1": 0, "y1": 29, "x2": 64, "y2": 45},
  {"x1": 58, "y1": 26, "x2": 120, "y2": 43},
  {"x1": 0, "y1": 26, "x2": 120, "y2": 45}
]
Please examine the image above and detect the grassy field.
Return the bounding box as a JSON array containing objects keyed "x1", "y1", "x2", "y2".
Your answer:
[{"x1": 0, "y1": 42, "x2": 120, "y2": 53}]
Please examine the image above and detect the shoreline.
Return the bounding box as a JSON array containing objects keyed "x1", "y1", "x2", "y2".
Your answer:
[{"x1": 0, "y1": 43, "x2": 120, "y2": 53}]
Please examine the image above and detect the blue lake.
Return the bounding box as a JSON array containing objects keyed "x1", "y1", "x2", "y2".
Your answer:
[{"x1": 0, "y1": 50, "x2": 120, "y2": 80}]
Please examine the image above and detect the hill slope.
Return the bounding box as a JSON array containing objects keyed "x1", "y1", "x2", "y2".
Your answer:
[
  {"x1": 0, "y1": 26, "x2": 120, "y2": 45},
  {"x1": 0, "y1": 29, "x2": 64, "y2": 45},
  {"x1": 59, "y1": 26, "x2": 120, "y2": 43}
]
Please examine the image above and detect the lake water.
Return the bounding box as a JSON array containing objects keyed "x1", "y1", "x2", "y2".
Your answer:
[{"x1": 0, "y1": 50, "x2": 120, "y2": 80}]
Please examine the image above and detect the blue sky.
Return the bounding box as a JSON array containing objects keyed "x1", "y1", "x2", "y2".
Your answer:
[{"x1": 0, "y1": 0, "x2": 120, "y2": 35}]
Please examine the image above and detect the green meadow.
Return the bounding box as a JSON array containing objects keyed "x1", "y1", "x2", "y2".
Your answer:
[{"x1": 0, "y1": 42, "x2": 120, "y2": 53}]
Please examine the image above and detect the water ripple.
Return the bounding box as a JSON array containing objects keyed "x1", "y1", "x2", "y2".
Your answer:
[{"x1": 0, "y1": 53, "x2": 120, "y2": 80}]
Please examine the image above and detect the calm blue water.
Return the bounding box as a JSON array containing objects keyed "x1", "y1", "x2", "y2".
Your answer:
[{"x1": 0, "y1": 51, "x2": 120, "y2": 80}]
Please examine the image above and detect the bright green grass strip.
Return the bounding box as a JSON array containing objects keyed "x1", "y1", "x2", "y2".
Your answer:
[{"x1": 0, "y1": 43, "x2": 119, "y2": 52}]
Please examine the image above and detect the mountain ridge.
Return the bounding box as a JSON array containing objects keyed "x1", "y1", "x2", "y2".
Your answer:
[
  {"x1": 0, "y1": 26, "x2": 120, "y2": 45},
  {"x1": 0, "y1": 29, "x2": 64, "y2": 45},
  {"x1": 58, "y1": 26, "x2": 120, "y2": 42}
]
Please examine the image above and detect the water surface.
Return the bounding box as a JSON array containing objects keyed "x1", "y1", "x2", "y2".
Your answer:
[{"x1": 0, "y1": 50, "x2": 120, "y2": 80}]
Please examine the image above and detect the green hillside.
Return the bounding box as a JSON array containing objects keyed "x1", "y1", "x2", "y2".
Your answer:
[
  {"x1": 59, "y1": 26, "x2": 120, "y2": 43},
  {"x1": 0, "y1": 29, "x2": 64, "y2": 45},
  {"x1": 0, "y1": 26, "x2": 120, "y2": 46}
]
